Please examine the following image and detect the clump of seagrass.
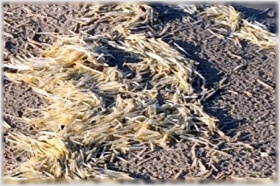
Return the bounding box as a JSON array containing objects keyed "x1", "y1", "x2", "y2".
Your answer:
[
  {"x1": 205, "y1": 5, "x2": 241, "y2": 33},
  {"x1": 204, "y1": 5, "x2": 275, "y2": 49},
  {"x1": 6, "y1": 132, "x2": 132, "y2": 179},
  {"x1": 5, "y1": 33, "x2": 218, "y2": 179},
  {"x1": 76, "y1": 4, "x2": 156, "y2": 35},
  {"x1": 232, "y1": 20, "x2": 276, "y2": 49}
]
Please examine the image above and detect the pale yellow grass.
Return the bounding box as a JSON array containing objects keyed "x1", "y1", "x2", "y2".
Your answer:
[
  {"x1": 5, "y1": 32, "x2": 221, "y2": 179},
  {"x1": 205, "y1": 5, "x2": 241, "y2": 33},
  {"x1": 205, "y1": 5, "x2": 276, "y2": 50},
  {"x1": 4, "y1": 4, "x2": 224, "y2": 180},
  {"x1": 76, "y1": 4, "x2": 156, "y2": 35}
]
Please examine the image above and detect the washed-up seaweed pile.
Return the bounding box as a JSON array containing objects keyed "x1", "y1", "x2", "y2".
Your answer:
[
  {"x1": 205, "y1": 5, "x2": 276, "y2": 49},
  {"x1": 3, "y1": 4, "x2": 275, "y2": 181},
  {"x1": 75, "y1": 4, "x2": 157, "y2": 35},
  {"x1": 5, "y1": 33, "x2": 218, "y2": 179},
  {"x1": 4, "y1": 5, "x2": 219, "y2": 178}
]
